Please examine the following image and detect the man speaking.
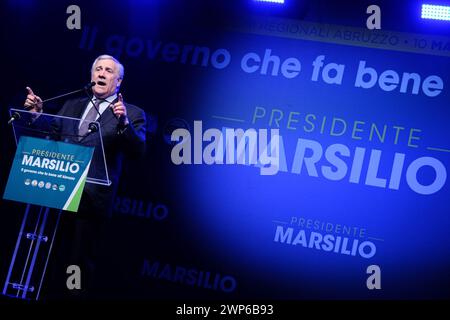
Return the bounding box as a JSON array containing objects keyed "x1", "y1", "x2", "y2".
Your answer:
[{"x1": 24, "y1": 54, "x2": 147, "y2": 298}]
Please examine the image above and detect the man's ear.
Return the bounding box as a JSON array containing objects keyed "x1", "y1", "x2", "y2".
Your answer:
[{"x1": 117, "y1": 78, "x2": 122, "y2": 88}]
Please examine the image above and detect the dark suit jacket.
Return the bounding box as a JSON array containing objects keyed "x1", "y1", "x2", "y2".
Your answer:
[{"x1": 53, "y1": 96, "x2": 146, "y2": 217}]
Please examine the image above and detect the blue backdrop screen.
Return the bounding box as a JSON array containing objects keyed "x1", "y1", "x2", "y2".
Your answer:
[{"x1": 168, "y1": 18, "x2": 450, "y2": 299}]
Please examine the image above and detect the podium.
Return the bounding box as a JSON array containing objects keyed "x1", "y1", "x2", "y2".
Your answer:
[{"x1": 2, "y1": 108, "x2": 111, "y2": 300}]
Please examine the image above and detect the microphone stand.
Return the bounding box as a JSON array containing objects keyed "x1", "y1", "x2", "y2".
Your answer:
[{"x1": 77, "y1": 88, "x2": 102, "y2": 141}]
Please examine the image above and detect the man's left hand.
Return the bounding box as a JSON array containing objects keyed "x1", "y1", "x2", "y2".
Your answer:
[{"x1": 112, "y1": 93, "x2": 129, "y2": 126}]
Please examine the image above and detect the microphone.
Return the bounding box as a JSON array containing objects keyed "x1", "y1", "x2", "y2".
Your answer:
[
  {"x1": 8, "y1": 82, "x2": 97, "y2": 124},
  {"x1": 83, "y1": 81, "x2": 96, "y2": 90},
  {"x1": 78, "y1": 121, "x2": 99, "y2": 142},
  {"x1": 87, "y1": 122, "x2": 99, "y2": 133}
]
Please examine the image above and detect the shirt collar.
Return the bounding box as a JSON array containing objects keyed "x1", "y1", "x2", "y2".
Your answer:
[{"x1": 94, "y1": 93, "x2": 117, "y2": 104}]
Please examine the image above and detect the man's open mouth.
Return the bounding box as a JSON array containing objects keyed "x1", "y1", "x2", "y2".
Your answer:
[{"x1": 96, "y1": 80, "x2": 107, "y2": 86}]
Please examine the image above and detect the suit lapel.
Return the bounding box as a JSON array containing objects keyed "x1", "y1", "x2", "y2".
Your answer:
[
  {"x1": 98, "y1": 97, "x2": 119, "y2": 128},
  {"x1": 76, "y1": 97, "x2": 90, "y2": 118},
  {"x1": 68, "y1": 98, "x2": 90, "y2": 141}
]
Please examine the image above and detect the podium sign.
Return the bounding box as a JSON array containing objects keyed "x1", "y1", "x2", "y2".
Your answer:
[{"x1": 3, "y1": 136, "x2": 94, "y2": 212}]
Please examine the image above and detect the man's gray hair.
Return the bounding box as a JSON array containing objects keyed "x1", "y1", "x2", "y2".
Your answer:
[{"x1": 91, "y1": 54, "x2": 124, "y2": 79}]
